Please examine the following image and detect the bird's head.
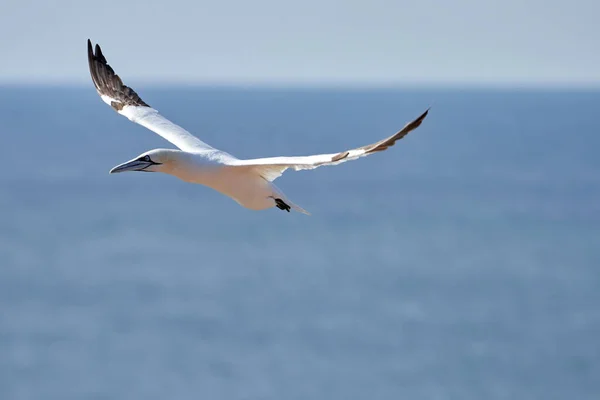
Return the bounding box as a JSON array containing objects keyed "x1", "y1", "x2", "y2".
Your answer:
[{"x1": 109, "y1": 149, "x2": 179, "y2": 174}]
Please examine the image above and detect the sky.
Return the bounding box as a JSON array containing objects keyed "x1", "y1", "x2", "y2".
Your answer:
[{"x1": 1, "y1": 0, "x2": 599, "y2": 87}]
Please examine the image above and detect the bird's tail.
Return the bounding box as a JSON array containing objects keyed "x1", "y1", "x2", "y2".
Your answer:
[{"x1": 288, "y1": 199, "x2": 311, "y2": 215}]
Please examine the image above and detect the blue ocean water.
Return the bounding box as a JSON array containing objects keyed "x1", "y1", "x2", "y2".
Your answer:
[{"x1": 0, "y1": 87, "x2": 598, "y2": 399}]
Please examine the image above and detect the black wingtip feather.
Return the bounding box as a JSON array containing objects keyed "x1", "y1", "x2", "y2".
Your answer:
[
  {"x1": 406, "y1": 107, "x2": 430, "y2": 131},
  {"x1": 86, "y1": 39, "x2": 150, "y2": 111},
  {"x1": 360, "y1": 107, "x2": 431, "y2": 153}
]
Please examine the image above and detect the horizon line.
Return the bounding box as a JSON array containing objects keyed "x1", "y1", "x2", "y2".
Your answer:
[{"x1": 1, "y1": 80, "x2": 600, "y2": 91}]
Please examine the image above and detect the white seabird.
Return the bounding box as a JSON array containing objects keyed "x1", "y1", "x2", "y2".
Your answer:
[{"x1": 87, "y1": 39, "x2": 430, "y2": 215}]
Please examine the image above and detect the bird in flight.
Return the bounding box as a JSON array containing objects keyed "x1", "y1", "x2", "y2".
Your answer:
[{"x1": 87, "y1": 39, "x2": 429, "y2": 215}]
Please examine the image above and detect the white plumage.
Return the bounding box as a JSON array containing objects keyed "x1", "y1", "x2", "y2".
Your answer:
[{"x1": 88, "y1": 39, "x2": 429, "y2": 214}]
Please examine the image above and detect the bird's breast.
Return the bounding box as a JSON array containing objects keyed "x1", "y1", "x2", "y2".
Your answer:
[{"x1": 171, "y1": 165, "x2": 272, "y2": 209}]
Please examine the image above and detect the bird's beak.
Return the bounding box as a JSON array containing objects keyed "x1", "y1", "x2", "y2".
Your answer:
[{"x1": 109, "y1": 159, "x2": 153, "y2": 174}]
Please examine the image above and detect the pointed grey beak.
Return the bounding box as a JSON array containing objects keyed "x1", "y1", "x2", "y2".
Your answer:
[{"x1": 109, "y1": 159, "x2": 153, "y2": 174}]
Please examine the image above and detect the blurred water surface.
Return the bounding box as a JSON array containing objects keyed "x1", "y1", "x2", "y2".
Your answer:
[{"x1": 0, "y1": 87, "x2": 598, "y2": 399}]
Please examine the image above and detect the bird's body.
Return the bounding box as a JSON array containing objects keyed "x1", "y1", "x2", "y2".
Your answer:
[
  {"x1": 113, "y1": 147, "x2": 299, "y2": 212},
  {"x1": 166, "y1": 157, "x2": 292, "y2": 211},
  {"x1": 87, "y1": 39, "x2": 429, "y2": 214}
]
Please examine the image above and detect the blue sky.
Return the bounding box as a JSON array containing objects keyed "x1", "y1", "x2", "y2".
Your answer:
[{"x1": 2, "y1": 0, "x2": 599, "y2": 86}]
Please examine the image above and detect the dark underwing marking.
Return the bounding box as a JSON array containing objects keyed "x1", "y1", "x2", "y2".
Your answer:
[
  {"x1": 331, "y1": 151, "x2": 349, "y2": 162},
  {"x1": 110, "y1": 101, "x2": 124, "y2": 111},
  {"x1": 321, "y1": 108, "x2": 429, "y2": 165},
  {"x1": 87, "y1": 39, "x2": 150, "y2": 112}
]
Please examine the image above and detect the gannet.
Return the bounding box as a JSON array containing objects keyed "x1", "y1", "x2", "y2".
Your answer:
[{"x1": 87, "y1": 39, "x2": 429, "y2": 215}]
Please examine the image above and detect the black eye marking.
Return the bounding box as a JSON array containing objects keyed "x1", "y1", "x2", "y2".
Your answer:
[{"x1": 137, "y1": 154, "x2": 162, "y2": 170}]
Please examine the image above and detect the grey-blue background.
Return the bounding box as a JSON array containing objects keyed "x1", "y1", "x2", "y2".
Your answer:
[
  {"x1": 0, "y1": 87, "x2": 598, "y2": 399},
  {"x1": 3, "y1": 0, "x2": 600, "y2": 85}
]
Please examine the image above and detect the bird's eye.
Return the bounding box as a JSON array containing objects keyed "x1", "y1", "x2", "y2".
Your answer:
[{"x1": 142, "y1": 155, "x2": 151, "y2": 162}]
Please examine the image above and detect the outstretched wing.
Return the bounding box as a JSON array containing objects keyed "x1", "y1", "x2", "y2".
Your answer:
[
  {"x1": 231, "y1": 108, "x2": 429, "y2": 181},
  {"x1": 87, "y1": 39, "x2": 217, "y2": 153}
]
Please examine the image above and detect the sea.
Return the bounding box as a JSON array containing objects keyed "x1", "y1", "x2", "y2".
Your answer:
[{"x1": 0, "y1": 86, "x2": 598, "y2": 399}]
